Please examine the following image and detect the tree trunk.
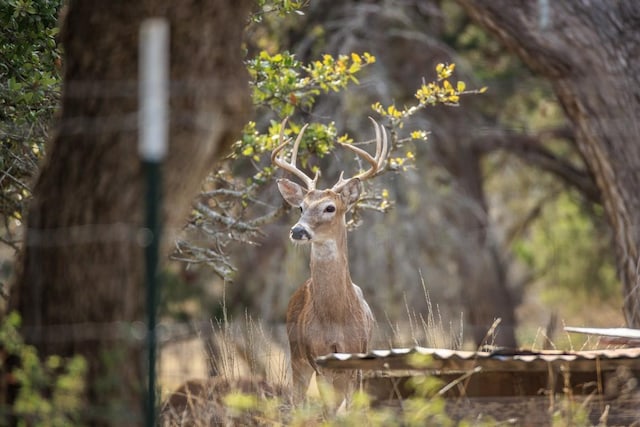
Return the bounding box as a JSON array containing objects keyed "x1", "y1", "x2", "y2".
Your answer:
[
  {"x1": 9, "y1": 0, "x2": 251, "y2": 423},
  {"x1": 432, "y1": 134, "x2": 518, "y2": 347},
  {"x1": 456, "y1": 0, "x2": 640, "y2": 326}
]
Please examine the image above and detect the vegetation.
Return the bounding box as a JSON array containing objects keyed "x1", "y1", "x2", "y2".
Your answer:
[
  {"x1": 0, "y1": 0, "x2": 61, "y2": 251},
  {"x1": 159, "y1": 345, "x2": 610, "y2": 426},
  {"x1": 162, "y1": 0, "x2": 621, "y2": 346},
  {"x1": 0, "y1": 0, "x2": 619, "y2": 327},
  {"x1": 0, "y1": 0, "x2": 635, "y2": 424},
  {"x1": 174, "y1": 50, "x2": 477, "y2": 279},
  {"x1": 0, "y1": 312, "x2": 86, "y2": 426}
]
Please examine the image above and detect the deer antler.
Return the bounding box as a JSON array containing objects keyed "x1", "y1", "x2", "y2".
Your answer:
[
  {"x1": 331, "y1": 117, "x2": 389, "y2": 192},
  {"x1": 271, "y1": 117, "x2": 319, "y2": 190}
]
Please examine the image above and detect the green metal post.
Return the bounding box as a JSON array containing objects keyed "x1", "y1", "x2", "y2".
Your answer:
[{"x1": 143, "y1": 160, "x2": 161, "y2": 427}]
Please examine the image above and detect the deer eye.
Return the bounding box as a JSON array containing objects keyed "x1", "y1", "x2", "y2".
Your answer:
[
  {"x1": 299, "y1": 206, "x2": 304, "y2": 213},
  {"x1": 325, "y1": 205, "x2": 336, "y2": 213}
]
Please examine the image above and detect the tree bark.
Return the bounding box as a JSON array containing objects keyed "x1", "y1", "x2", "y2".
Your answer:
[
  {"x1": 9, "y1": 0, "x2": 251, "y2": 423},
  {"x1": 431, "y1": 128, "x2": 518, "y2": 347},
  {"x1": 456, "y1": 0, "x2": 640, "y2": 326}
]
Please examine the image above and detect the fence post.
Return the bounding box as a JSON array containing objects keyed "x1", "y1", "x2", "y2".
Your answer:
[{"x1": 139, "y1": 17, "x2": 169, "y2": 427}]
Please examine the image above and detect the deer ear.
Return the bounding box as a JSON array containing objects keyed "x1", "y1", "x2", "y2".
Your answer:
[
  {"x1": 338, "y1": 178, "x2": 362, "y2": 207},
  {"x1": 277, "y1": 178, "x2": 306, "y2": 207}
]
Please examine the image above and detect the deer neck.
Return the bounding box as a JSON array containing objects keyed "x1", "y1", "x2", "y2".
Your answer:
[{"x1": 308, "y1": 226, "x2": 356, "y2": 316}]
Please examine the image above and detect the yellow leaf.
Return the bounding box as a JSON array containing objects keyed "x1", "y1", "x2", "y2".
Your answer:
[
  {"x1": 363, "y1": 52, "x2": 376, "y2": 64},
  {"x1": 223, "y1": 392, "x2": 259, "y2": 411},
  {"x1": 337, "y1": 134, "x2": 352, "y2": 143},
  {"x1": 457, "y1": 81, "x2": 466, "y2": 92},
  {"x1": 371, "y1": 101, "x2": 384, "y2": 114}
]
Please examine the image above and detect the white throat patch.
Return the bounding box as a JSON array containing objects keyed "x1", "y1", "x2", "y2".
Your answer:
[{"x1": 311, "y1": 240, "x2": 339, "y2": 259}]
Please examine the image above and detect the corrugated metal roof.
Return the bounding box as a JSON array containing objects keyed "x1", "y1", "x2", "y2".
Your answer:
[
  {"x1": 564, "y1": 326, "x2": 640, "y2": 345},
  {"x1": 316, "y1": 346, "x2": 640, "y2": 372},
  {"x1": 564, "y1": 326, "x2": 640, "y2": 339}
]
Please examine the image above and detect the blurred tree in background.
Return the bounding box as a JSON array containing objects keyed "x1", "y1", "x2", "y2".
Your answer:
[
  {"x1": 457, "y1": 0, "x2": 640, "y2": 328},
  {"x1": 5, "y1": 0, "x2": 253, "y2": 423},
  {"x1": 194, "y1": 0, "x2": 620, "y2": 350},
  {"x1": 1, "y1": 0, "x2": 637, "y2": 422}
]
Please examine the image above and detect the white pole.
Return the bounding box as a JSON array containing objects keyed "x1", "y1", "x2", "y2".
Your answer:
[{"x1": 139, "y1": 18, "x2": 169, "y2": 161}]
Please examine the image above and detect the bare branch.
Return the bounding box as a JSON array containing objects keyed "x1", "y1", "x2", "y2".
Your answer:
[{"x1": 473, "y1": 127, "x2": 599, "y2": 203}]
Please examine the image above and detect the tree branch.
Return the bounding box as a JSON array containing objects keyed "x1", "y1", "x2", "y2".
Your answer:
[{"x1": 473, "y1": 128, "x2": 600, "y2": 203}]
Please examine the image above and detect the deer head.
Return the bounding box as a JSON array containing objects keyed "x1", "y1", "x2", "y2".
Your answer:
[{"x1": 272, "y1": 117, "x2": 389, "y2": 244}]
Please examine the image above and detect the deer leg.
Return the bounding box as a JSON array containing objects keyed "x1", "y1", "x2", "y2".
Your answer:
[
  {"x1": 333, "y1": 370, "x2": 357, "y2": 408},
  {"x1": 291, "y1": 358, "x2": 314, "y2": 403},
  {"x1": 316, "y1": 369, "x2": 357, "y2": 414}
]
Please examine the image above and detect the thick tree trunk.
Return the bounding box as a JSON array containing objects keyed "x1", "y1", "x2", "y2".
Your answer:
[
  {"x1": 456, "y1": 0, "x2": 640, "y2": 326},
  {"x1": 10, "y1": 0, "x2": 251, "y2": 423},
  {"x1": 432, "y1": 137, "x2": 518, "y2": 347}
]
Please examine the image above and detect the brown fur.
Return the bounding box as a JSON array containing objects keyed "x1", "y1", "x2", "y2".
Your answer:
[
  {"x1": 273, "y1": 118, "x2": 387, "y2": 408},
  {"x1": 279, "y1": 185, "x2": 374, "y2": 408}
]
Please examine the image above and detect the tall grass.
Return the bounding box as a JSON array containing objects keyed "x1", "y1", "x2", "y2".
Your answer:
[{"x1": 159, "y1": 280, "x2": 635, "y2": 426}]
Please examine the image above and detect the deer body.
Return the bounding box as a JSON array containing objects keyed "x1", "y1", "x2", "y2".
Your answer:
[
  {"x1": 273, "y1": 118, "x2": 388, "y2": 407},
  {"x1": 280, "y1": 187, "x2": 374, "y2": 404}
]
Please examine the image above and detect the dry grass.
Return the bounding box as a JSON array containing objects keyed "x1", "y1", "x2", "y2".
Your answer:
[{"x1": 157, "y1": 280, "x2": 640, "y2": 426}]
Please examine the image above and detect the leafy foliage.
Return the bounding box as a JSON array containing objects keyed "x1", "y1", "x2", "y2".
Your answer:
[
  {"x1": 0, "y1": 0, "x2": 62, "y2": 249},
  {"x1": 515, "y1": 191, "x2": 618, "y2": 306},
  {"x1": 249, "y1": 50, "x2": 376, "y2": 117},
  {"x1": 175, "y1": 53, "x2": 476, "y2": 279},
  {"x1": 250, "y1": 0, "x2": 308, "y2": 23},
  {"x1": 372, "y1": 63, "x2": 486, "y2": 125},
  {"x1": 0, "y1": 312, "x2": 86, "y2": 426}
]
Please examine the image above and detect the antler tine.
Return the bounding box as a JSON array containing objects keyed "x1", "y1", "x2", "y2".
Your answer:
[
  {"x1": 289, "y1": 121, "x2": 306, "y2": 168},
  {"x1": 370, "y1": 116, "x2": 389, "y2": 172},
  {"x1": 332, "y1": 117, "x2": 389, "y2": 191},
  {"x1": 271, "y1": 117, "x2": 318, "y2": 190}
]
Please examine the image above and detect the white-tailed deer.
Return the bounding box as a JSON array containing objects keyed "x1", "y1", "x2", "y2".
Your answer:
[{"x1": 272, "y1": 117, "x2": 388, "y2": 409}]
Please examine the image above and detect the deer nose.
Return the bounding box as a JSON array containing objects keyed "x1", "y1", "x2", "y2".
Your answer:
[{"x1": 291, "y1": 224, "x2": 311, "y2": 241}]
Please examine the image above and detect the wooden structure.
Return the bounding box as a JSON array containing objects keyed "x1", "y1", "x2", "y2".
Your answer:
[{"x1": 316, "y1": 343, "x2": 640, "y2": 424}]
